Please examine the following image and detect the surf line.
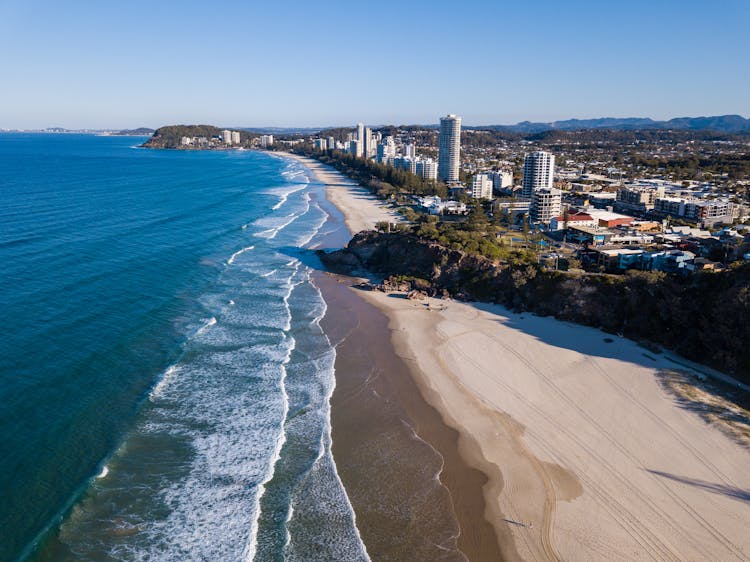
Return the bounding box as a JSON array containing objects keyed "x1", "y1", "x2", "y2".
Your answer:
[{"x1": 228, "y1": 245, "x2": 255, "y2": 265}]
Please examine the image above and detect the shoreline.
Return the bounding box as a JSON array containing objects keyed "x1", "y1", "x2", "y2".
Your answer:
[
  {"x1": 281, "y1": 152, "x2": 402, "y2": 234},
  {"x1": 283, "y1": 151, "x2": 507, "y2": 559},
  {"x1": 285, "y1": 150, "x2": 750, "y2": 560}
]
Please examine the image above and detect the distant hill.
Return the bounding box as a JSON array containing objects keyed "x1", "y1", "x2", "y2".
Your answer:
[
  {"x1": 143, "y1": 125, "x2": 223, "y2": 148},
  {"x1": 143, "y1": 124, "x2": 261, "y2": 148},
  {"x1": 481, "y1": 115, "x2": 750, "y2": 134}
]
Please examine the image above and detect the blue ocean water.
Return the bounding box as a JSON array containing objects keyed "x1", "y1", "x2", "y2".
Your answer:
[{"x1": 0, "y1": 134, "x2": 367, "y2": 561}]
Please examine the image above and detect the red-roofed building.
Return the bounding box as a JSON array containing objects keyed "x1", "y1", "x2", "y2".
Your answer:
[{"x1": 550, "y1": 212, "x2": 597, "y2": 231}]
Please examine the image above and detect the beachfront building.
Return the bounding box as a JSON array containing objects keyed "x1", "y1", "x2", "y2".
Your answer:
[
  {"x1": 314, "y1": 138, "x2": 328, "y2": 151},
  {"x1": 438, "y1": 114, "x2": 461, "y2": 183},
  {"x1": 364, "y1": 127, "x2": 376, "y2": 159},
  {"x1": 394, "y1": 156, "x2": 416, "y2": 174},
  {"x1": 416, "y1": 158, "x2": 438, "y2": 180},
  {"x1": 222, "y1": 130, "x2": 233, "y2": 145},
  {"x1": 377, "y1": 137, "x2": 396, "y2": 164},
  {"x1": 349, "y1": 140, "x2": 362, "y2": 157},
  {"x1": 260, "y1": 135, "x2": 274, "y2": 148},
  {"x1": 471, "y1": 173, "x2": 493, "y2": 200},
  {"x1": 522, "y1": 151, "x2": 555, "y2": 198},
  {"x1": 529, "y1": 188, "x2": 562, "y2": 224},
  {"x1": 231, "y1": 131, "x2": 241, "y2": 145}
]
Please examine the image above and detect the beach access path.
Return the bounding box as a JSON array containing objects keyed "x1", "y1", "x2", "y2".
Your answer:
[{"x1": 284, "y1": 149, "x2": 750, "y2": 560}]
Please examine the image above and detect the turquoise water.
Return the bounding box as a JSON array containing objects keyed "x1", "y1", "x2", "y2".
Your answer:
[{"x1": 0, "y1": 134, "x2": 366, "y2": 561}]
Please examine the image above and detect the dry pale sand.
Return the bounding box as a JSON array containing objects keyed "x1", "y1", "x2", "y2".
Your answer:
[
  {"x1": 359, "y1": 292, "x2": 750, "y2": 561},
  {"x1": 287, "y1": 150, "x2": 750, "y2": 560},
  {"x1": 281, "y1": 152, "x2": 401, "y2": 234}
]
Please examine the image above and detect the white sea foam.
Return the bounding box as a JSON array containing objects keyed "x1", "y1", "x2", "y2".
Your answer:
[
  {"x1": 91, "y1": 167, "x2": 367, "y2": 561},
  {"x1": 148, "y1": 364, "x2": 180, "y2": 401},
  {"x1": 253, "y1": 212, "x2": 303, "y2": 240},
  {"x1": 227, "y1": 245, "x2": 255, "y2": 264},
  {"x1": 96, "y1": 465, "x2": 109, "y2": 479},
  {"x1": 242, "y1": 333, "x2": 295, "y2": 562},
  {"x1": 270, "y1": 182, "x2": 308, "y2": 211},
  {"x1": 194, "y1": 316, "x2": 217, "y2": 336}
]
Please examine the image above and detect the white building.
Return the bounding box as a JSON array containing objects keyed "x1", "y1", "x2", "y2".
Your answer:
[
  {"x1": 260, "y1": 135, "x2": 274, "y2": 148},
  {"x1": 393, "y1": 156, "x2": 416, "y2": 174},
  {"x1": 403, "y1": 143, "x2": 416, "y2": 159},
  {"x1": 471, "y1": 173, "x2": 493, "y2": 200},
  {"x1": 416, "y1": 158, "x2": 438, "y2": 180},
  {"x1": 231, "y1": 131, "x2": 241, "y2": 145},
  {"x1": 522, "y1": 151, "x2": 555, "y2": 198},
  {"x1": 180, "y1": 136, "x2": 193, "y2": 146},
  {"x1": 529, "y1": 188, "x2": 562, "y2": 224},
  {"x1": 349, "y1": 139, "x2": 362, "y2": 157},
  {"x1": 489, "y1": 170, "x2": 513, "y2": 190},
  {"x1": 364, "y1": 127, "x2": 376, "y2": 158},
  {"x1": 356, "y1": 122, "x2": 365, "y2": 157},
  {"x1": 314, "y1": 138, "x2": 328, "y2": 151},
  {"x1": 377, "y1": 137, "x2": 396, "y2": 164},
  {"x1": 222, "y1": 130, "x2": 233, "y2": 145},
  {"x1": 438, "y1": 114, "x2": 461, "y2": 183}
]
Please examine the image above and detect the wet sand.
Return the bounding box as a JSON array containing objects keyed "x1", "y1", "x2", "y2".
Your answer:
[
  {"x1": 281, "y1": 150, "x2": 509, "y2": 559},
  {"x1": 317, "y1": 273, "x2": 508, "y2": 561}
]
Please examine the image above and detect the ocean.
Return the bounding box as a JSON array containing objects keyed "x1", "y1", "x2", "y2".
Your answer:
[{"x1": 0, "y1": 134, "x2": 367, "y2": 561}]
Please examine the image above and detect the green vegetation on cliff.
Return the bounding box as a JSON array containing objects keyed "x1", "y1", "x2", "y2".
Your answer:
[
  {"x1": 142, "y1": 125, "x2": 259, "y2": 148},
  {"x1": 144, "y1": 125, "x2": 222, "y2": 148}
]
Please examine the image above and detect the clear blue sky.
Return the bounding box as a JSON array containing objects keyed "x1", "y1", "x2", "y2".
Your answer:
[{"x1": 1, "y1": 0, "x2": 748, "y2": 129}]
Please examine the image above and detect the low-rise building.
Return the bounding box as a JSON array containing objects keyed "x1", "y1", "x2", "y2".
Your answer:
[
  {"x1": 549, "y1": 211, "x2": 597, "y2": 231},
  {"x1": 616, "y1": 184, "x2": 664, "y2": 213}
]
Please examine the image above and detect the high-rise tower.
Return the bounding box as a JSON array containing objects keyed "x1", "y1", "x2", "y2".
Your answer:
[
  {"x1": 438, "y1": 114, "x2": 461, "y2": 183},
  {"x1": 522, "y1": 151, "x2": 555, "y2": 198}
]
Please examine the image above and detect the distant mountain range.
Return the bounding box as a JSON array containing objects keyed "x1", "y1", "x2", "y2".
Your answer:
[{"x1": 480, "y1": 115, "x2": 750, "y2": 134}]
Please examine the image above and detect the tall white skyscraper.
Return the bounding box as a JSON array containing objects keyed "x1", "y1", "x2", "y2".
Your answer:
[
  {"x1": 231, "y1": 131, "x2": 241, "y2": 145},
  {"x1": 438, "y1": 114, "x2": 461, "y2": 183},
  {"x1": 364, "y1": 127, "x2": 376, "y2": 158},
  {"x1": 522, "y1": 151, "x2": 555, "y2": 198},
  {"x1": 222, "y1": 130, "x2": 233, "y2": 145}
]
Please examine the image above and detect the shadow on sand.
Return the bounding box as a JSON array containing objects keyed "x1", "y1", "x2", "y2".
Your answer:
[{"x1": 646, "y1": 469, "x2": 750, "y2": 503}]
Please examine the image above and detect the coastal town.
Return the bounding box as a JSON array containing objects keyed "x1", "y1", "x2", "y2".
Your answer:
[{"x1": 268, "y1": 116, "x2": 750, "y2": 275}]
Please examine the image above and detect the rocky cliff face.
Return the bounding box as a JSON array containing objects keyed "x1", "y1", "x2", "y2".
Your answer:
[
  {"x1": 319, "y1": 231, "x2": 750, "y2": 380},
  {"x1": 319, "y1": 230, "x2": 521, "y2": 300}
]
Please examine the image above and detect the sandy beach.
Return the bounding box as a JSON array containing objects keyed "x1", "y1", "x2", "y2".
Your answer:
[
  {"x1": 288, "y1": 151, "x2": 750, "y2": 561},
  {"x1": 282, "y1": 152, "x2": 401, "y2": 234}
]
